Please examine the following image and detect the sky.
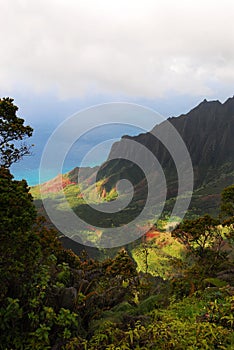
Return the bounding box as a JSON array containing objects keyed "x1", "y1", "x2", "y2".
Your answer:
[{"x1": 1, "y1": 0, "x2": 234, "y2": 184}]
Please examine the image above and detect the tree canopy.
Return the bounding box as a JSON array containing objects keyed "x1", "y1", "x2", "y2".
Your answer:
[
  {"x1": 220, "y1": 184, "x2": 234, "y2": 225},
  {"x1": 171, "y1": 214, "x2": 221, "y2": 258},
  {"x1": 0, "y1": 97, "x2": 33, "y2": 167}
]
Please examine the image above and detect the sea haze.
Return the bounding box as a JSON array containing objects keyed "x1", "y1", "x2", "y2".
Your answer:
[{"x1": 11, "y1": 124, "x2": 144, "y2": 186}]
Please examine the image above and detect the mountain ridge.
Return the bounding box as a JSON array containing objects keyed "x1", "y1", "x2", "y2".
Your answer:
[
  {"x1": 33, "y1": 96, "x2": 234, "y2": 220},
  {"x1": 95, "y1": 96, "x2": 234, "y2": 216}
]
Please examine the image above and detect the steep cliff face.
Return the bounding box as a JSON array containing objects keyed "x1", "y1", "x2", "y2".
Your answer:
[
  {"x1": 36, "y1": 97, "x2": 234, "y2": 218},
  {"x1": 97, "y1": 97, "x2": 234, "y2": 215},
  {"x1": 169, "y1": 98, "x2": 234, "y2": 168}
]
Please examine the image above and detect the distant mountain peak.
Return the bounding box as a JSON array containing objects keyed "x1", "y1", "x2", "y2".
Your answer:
[
  {"x1": 188, "y1": 98, "x2": 221, "y2": 115},
  {"x1": 223, "y1": 95, "x2": 234, "y2": 106}
]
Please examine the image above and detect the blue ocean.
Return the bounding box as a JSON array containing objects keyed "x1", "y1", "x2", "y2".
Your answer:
[{"x1": 11, "y1": 124, "x2": 143, "y2": 187}]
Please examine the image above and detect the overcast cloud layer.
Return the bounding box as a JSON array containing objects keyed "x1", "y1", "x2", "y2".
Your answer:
[{"x1": 1, "y1": 0, "x2": 234, "y2": 100}]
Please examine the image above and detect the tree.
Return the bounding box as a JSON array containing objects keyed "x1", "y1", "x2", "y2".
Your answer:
[
  {"x1": 0, "y1": 164, "x2": 79, "y2": 348},
  {"x1": 0, "y1": 97, "x2": 33, "y2": 167},
  {"x1": 0, "y1": 104, "x2": 82, "y2": 348},
  {"x1": 220, "y1": 184, "x2": 234, "y2": 224},
  {"x1": 172, "y1": 214, "x2": 222, "y2": 259},
  {"x1": 0, "y1": 167, "x2": 40, "y2": 299},
  {"x1": 220, "y1": 185, "x2": 234, "y2": 244}
]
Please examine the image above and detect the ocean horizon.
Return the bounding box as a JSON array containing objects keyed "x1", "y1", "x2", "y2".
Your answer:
[{"x1": 11, "y1": 123, "x2": 144, "y2": 187}]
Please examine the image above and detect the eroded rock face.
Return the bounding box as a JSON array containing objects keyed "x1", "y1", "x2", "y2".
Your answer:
[
  {"x1": 96, "y1": 97, "x2": 234, "y2": 215},
  {"x1": 105, "y1": 98, "x2": 234, "y2": 185}
]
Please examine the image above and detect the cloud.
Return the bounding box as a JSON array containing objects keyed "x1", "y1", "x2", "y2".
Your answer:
[{"x1": 1, "y1": 0, "x2": 234, "y2": 99}]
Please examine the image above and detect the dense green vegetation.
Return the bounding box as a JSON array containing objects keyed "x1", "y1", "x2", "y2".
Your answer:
[
  {"x1": 0, "y1": 97, "x2": 33, "y2": 168},
  {"x1": 1, "y1": 99, "x2": 234, "y2": 349}
]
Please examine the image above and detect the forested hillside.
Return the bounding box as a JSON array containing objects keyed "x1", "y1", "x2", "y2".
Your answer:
[{"x1": 1, "y1": 98, "x2": 234, "y2": 349}]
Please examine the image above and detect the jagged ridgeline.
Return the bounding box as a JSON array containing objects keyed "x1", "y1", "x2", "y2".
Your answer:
[
  {"x1": 33, "y1": 97, "x2": 234, "y2": 247},
  {"x1": 95, "y1": 97, "x2": 234, "y2": 217}
]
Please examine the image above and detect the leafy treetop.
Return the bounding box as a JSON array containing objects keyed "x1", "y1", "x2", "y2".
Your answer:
[
  {"x1": 220, "y1": 184, "x2": 234, "y2": 225},
  {"x1": 0, "y1": 97, "x2": 33, "y2": 167},
  {"x1": 172, "y1": 214, "x2": 221, "y2": 258}
]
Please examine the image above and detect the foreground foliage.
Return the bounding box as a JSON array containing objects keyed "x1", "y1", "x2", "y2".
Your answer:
[
  {"x1": 0, "y1": 100, "x2": 234, "y2": 349},
  {"x1": 1, "y1": 165, "x2": 234, "y2": 349}
]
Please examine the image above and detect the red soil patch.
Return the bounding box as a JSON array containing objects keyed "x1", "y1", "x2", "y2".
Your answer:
[
  {"x1": 40, "y1": 174, "x2": 75, "y2": 194},
  {"x1": 143, "y1": 225, "x2": 161, "y2": 241}
]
